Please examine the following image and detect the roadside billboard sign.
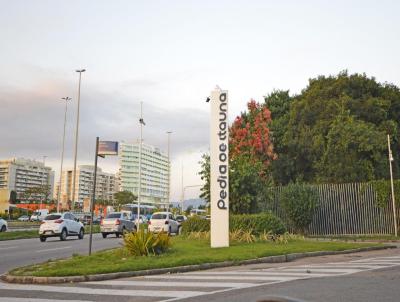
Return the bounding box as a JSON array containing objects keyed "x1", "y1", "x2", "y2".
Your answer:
[{"x1": 98, "y1": 141, "x2": 118, "y2": 157}]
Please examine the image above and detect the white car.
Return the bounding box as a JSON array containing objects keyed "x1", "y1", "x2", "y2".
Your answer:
[
  {"x1": 148, "y1": 212, "x2": 180, "y2": 235},
  {"x1": 0, "y1": 218, "x2": 7, "y2": 232},
  {"x1": 17, "y1": 215, "x2": 30, "y2": 222},
  {"x1": 39, "y1": 212, "x2": 84, "y2": 242}
]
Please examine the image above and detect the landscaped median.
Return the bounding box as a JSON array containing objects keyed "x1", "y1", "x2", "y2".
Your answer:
[{"x1": 3, "y1": 236, "x2": 393, "y2": 284}]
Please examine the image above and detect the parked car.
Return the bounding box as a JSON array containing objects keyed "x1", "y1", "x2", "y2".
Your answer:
[
  {"x1": 148, "y1": 212, "x2": 180, "y2": 235},
  {"x1": 17, "y1": 215, "x2": 30, "y2": 222},
  {"x1": 100, "y1": 212, "x2": 136, "y2": 238},
  {"x1": 175, "y1": 215, "x2": 187, "y2": 223},
  {"x1": 39, "y1": 212, "x2": 84, "y2": 242},
  {"x1": 30, "y1": 209, "x2": 49, "y2": 221},
  {"x1": 0, "y1": 218, "x2": 7, "y2": 232}
]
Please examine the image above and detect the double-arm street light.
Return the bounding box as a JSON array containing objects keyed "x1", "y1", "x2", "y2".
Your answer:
[
  {"x1": 71, "y1": 69, "x2": 86, "y2": 211},
  {"x1": 57, "y1": 97, "x2": 71, "y2": 212},
  {"x1": 137, "y1": 102, "x2": 145, "y2": 231}
]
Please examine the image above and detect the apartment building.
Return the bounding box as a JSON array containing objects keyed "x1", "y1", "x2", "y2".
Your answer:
[
  {"x1": 0, "y1": 158, "x2": 55, "y2": 202},
  {"x1": 57, "y1": 165, "x2": 118, "y2": 205},
  {"x1": 119, "y1": 141, "x2": 170, "y2": 205}
]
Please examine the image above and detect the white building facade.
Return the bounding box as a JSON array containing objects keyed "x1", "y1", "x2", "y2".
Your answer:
[
  {"x1": 0, "y1": 158, "x2": 55, "y2": 202},
  {"x1": 57, "y1": 165, "x2": 118, "y2": 205},
  {"x1": 119, "y1": 142, "x2": 170, "y2": 205}
]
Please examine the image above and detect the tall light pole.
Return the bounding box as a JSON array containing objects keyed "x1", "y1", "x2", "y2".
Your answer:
[
  {"x1": 137, "y1": 102, "x2": 145, "y2": 231},
  {"x1": 57, "y1": 97, "x2": 71, "y2": 213},
  {"x1": 181, "y1": 163, "x2": 184, "y2": 213},
  {"x1": 71, "y1": 69, "x2": 86, "y2": 211},
  {"x1": 166, "y1": 131, "x2": 172, "y2": 212},
  {"x1": 40, "y1": 155, "x2": 47, "y2": 210},
  {"x1": 388, "y1": 134, "x2": 398, "y2": 237}
]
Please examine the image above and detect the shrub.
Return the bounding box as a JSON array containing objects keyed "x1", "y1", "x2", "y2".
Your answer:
[
  {"x1": 182, "y1": 212, "x2": 286, "y2": 236},
  {"x1": 181, "y1": 216, "x2": 210, "y2": 235},
  {"x1": 230, "y1": 213, "x2": 286, "y2": 235},
  {"x1": 123, "y1": 230, "x2": 171, "y2": 256},
  {"x1": 281, "y1": 183, "x2": 319, "y2": 234}
]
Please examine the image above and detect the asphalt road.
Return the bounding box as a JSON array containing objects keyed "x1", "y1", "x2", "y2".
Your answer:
[
  {"x1": 0, "y1": 243, "x2": 399, "y2": 302},
  {"x1": 0, "y1": 233, "x2": 123, "y2": 274}
]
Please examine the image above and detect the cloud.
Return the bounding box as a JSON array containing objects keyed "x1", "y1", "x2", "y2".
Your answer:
[{"x1": 0, "y1": 79, "x2": 210, "y2": 166}]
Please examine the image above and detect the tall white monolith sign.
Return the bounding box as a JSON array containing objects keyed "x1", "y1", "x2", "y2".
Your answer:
[{"x1": 210, "y1": 86, "x2": 229, "y2": 248}]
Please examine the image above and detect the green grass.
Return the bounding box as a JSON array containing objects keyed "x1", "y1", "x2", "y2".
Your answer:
[
  {"x1": 8, "y1": 221, "x2": 41, "y2": 228},
  {"x1": 0, "y1": 225, "x2": 100, "y2": 241},
  {"x1": 0, "y1": 230, "x2": 38, "y2": 241},
  {"x1": 10, "y1": 237, "x2": 383, "y2": 277}
]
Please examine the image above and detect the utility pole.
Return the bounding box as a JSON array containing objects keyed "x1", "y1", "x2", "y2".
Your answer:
[
  {"x1": 388, "y1": 134, "x2": 398, "y2": 237},
  {"x1": 137, "y1": 102, "x2": 145, "y2": 231},
  {"x1": 166, "y1": 131, "x2": 172, "y2": 212},
  {"x1": 71, "y1": 69, "x2": 86, "y2": 211},
  {"x1": 181, "y1": 163, "x2": 184, "y2": 213},
  {"x1": 57, "y1": 97, "x2": 71, "y2": 212}
]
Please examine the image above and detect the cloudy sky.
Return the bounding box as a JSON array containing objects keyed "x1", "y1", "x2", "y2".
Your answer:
[{"x1": 1, "y1": 0, "x2": 399, "y2": 201}]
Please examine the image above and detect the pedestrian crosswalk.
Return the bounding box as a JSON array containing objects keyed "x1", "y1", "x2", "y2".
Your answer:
[{"x1": 0, "y1": 255, "x2": 399, "y2": 302}]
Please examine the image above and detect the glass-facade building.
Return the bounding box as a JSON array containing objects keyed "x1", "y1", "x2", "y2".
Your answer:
[{"x1": 119, "y1": 142, "x2": 169, "y2": 205}]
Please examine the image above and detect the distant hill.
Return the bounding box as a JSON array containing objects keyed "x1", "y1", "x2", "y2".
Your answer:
[{"x1": 171, "y1": 198, "x2": 206, "y2": 210}]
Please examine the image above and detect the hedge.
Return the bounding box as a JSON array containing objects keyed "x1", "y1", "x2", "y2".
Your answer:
[{"x1": 181, "y1": 213, "x2": 286, "y2": 235}]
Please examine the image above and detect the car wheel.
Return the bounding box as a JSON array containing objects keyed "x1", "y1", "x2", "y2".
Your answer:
[
  {"x1": 168, "y1": 227, "x2": 172, "y2": 235},
  {"x1": 39, "y1": 236, "x2": 46, "y2": 242},
  {"x1": 102, "y1": 233, "x2": 107, "y2": 238},
  {"x1": 116, "y1": 232, "x2": 121, "y2": 238},
  {"x1": 78, "y1": 228, "x2": 84, "y2": 239},
  {"x1": 0, "y1": 225, "x2": 6, "y2": 232},
  {"x1": 60, "y1": 228, "x2": 68, "y2": 241}
]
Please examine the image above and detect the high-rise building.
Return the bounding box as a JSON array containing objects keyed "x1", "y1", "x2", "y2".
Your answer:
[
  {"x1": 57, "y1": 165, "x2": 118, "y2": 206},
  {"x1": 119, "y1": 141, "x2": 170, "y2": 205},
  {"x1": 0, "y1": 158, "x2": 55, "y2": 202}
]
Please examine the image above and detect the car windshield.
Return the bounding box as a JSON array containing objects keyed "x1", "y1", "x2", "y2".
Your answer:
[
  {"x1": 106, "y1": 213, "x2": 121, "y2": 219},
  {"x1": 45, "y1": 214, "x2": 61, "y2": 220},
  {"x1": 152, "y1": 214, "x2": 167, "y2": 219}
]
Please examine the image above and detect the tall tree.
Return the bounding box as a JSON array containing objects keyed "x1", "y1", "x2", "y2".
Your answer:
[
  {"x1": 230, "y1": 99, "x2": 276, "y2": 174},
  {"x1": 281, "y1": 71, "x2": 400, "y2": 183},
  {"x1": 113, "y1": 191, "x2": 137, "y2": 210}
]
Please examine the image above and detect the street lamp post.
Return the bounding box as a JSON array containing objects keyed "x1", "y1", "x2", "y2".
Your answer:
[
  {"x1": 57, "y1": 97, "x2": 71, "y2": 213},
  {"x1": 388, "y1": 134, "x2": 398, "y2": 237},
  {"x1": 137, "y1": 102, "x2": 145, "y2": 231},
  {"x1": 166, "y1": 131, "x2": 172, "y2": 212},
  {"x1": 71, "y1": 69, "x2": 86, "y2": 211}
]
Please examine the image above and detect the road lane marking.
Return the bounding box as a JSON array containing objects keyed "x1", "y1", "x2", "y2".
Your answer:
[
  {"x1": 185, "y1": 271, "x2": 334, "y2": 277},
  {"x1": 0, "y1": 298, "x2": 90, "y2": 302},
  {"x1": 0, "y1": 246, "x2": 19, "y2": 250},
  {"x1": 275, "y1": 268, "x2": 361, "y2": 274},
  {"x1": 86, "y1": 280, "x2": 256, "y2": 288},
  {"x1": 35, "y1": 246, "x2": 71, "y2": 253},
  {"x1": 0, "y1": 283, "x2": 205, "y2": 298},
  {"x1": 145, "y1": 275, "x2": 298, "y2": 281}
]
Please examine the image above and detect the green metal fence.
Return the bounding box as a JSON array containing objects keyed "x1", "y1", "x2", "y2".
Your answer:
[{"x1": 264, "y1": 182, "x2": 400, "y2": 236}]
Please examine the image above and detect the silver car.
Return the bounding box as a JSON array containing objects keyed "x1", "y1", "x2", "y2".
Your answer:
[{"x1": 100, "y1": 212, "x2": 136, "y2": 238}]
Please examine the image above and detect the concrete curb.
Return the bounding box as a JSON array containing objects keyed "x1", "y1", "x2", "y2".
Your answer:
[{"x1": 1, "y1": 245, "x2": 396, "y2": 284}]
